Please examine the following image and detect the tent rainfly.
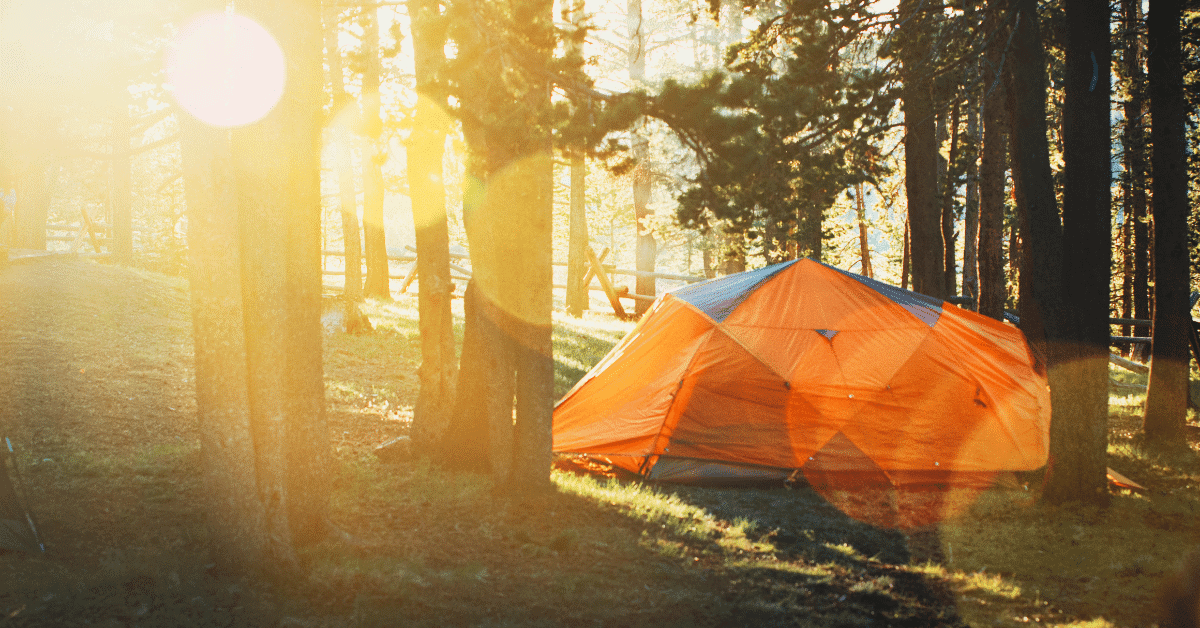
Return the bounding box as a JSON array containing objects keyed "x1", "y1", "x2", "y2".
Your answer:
[{"x1": 553, "y1": 258, "x2": 1051, "y2": 490}]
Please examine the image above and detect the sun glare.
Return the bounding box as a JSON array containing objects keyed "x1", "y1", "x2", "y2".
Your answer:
[{"x1": 165, "y1": 12, "x2": 286, "y2": 128}]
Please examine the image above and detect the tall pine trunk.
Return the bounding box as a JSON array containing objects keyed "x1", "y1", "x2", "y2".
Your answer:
[
  {"x1": 565, "y1": 0, "x2": 588, "y2": 317},
  {"x1": 182, "y1": 120, "x2": 267, "y2": 573},
  {"x1": 182, "y1": 0, "x2": 328, "y2": 568},
  {"x1": 1143, "y1": 0, "x2": 1191, "y2": 445},
  {"x1": 963, "y1": 88, "x2": 980, "y2": 308},
  {"x1": 1043, "y1": 0, "x2": 1111, "y2": 506},
  {"x1": 855, "y1": 182, "x2": 872, "y2": 278},
  {"x1": 408, "y1": 0, "x2": 458, "y2": 454},
  {"x1": 1122, "y1": 0, "x2": 1151, "y2": 352},
  {"x1": 360, "y1": 8, "x2": 390, "y2": 300},
  {"x1": 443, "y1": 0, "x2": 555, "y2": 491},
  {"x1": 566, "y1": 152, "x2": 588, "y2": 315},
  {"x1": 111, "y1": 102, "x2": 133, "y2": 264},
  {"x1": 629, "y1": 0, "x2": 655, "y2": 314},
  {"x1": 14, "y1": 160, "x2": 50, "y2": 250},
  {"x1": 323, "y1": 2, "x2": 362, "y2": 302},
  {"x1": 941, "y1": 101, "x2": 961, "y2": 296},
  {"x1": 282, "y1": 0, "x2": 331, "y2": 543},
  {"x1": 899, "y1": 0, "x2": 945, "y2": 299}
]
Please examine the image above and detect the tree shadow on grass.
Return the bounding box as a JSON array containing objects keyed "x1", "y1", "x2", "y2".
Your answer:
[{"x1": 654, "y1": 482, "x2": 970, "y2": 627}]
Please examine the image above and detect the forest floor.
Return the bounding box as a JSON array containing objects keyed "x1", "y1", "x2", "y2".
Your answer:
[{"x1": 0, "y1": 256, "x2": 1198, "y2": 627}]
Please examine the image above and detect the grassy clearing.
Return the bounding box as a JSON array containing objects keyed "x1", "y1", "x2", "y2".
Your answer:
[
  {"x1": 1, "y1": 262, "x2": 1197, "y2": 627},
  {"x1": 322, "y1": 294, "x2": 1200, "y2": 627}
]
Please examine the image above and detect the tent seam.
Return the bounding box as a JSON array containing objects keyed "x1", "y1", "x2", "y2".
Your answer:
[
  {"x1": 638, "y1": 326, "x2": 715, "y2": 477},
  {"x1": 673, "y1": 299, "x2": 791, "y2": 383}
]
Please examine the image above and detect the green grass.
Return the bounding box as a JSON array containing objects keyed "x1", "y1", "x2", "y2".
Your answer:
[{"x1": 310, "y1": 294, "x2": 1200, "y2": 627}]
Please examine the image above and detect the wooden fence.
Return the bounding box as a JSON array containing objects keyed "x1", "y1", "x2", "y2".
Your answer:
[{"x1": 320, "y1": 245, "x2": 707, "y2": 318}]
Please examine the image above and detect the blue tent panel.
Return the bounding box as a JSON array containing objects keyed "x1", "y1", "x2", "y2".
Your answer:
[
  {"x1": 831, "y1": 264, "x2": 944, "y2": 327},
  {"x1": 672, "y1": 259, "x2": 797, "y2": 323}
]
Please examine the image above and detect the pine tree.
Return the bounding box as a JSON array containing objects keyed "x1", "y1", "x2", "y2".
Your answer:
[{"x1": 1143, "y1": 0, "x2": 1191, "y2": 446}]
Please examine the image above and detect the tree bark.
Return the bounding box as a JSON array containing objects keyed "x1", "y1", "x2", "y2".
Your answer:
[
  {"x1": 565, "y1": 0, "x2": 589, "y2": 317},
  {"x1": 1143, "y1": 0, "x2": 1191, "y2": 445},
  {"x1": 567, "y1": 151, "x2": 588, "y2": 315},
  {"x1": 719, "y1": 226, "x2": 746, "y2": 274},
  {"x1": 1119, "y1": 0, "x2": 1132, "y2": 339},
  {"x1": 510, "y1": 143, "x2": 555, "y2": 492},
  {"x1": 855, "y1": 183, "x2": 872, "y2": 278},
  {"x1": 360, "y1": 7, "x2": 390, "y2": 300},
  {"x1": 323, "y1": 2, "x2": 362, "y2": 302},
  {"x1": 408, "y1": 0, "x2": 458, "y2": 454},
  {"x1": 899, "y1": 0, "x2": 945, "y2": 299},
  {"x1": 282, "y1": 0, "x2": 331, "y2": 545},
  {"x1": 629, "y1": 0, "x2": 655, "y2": 314},
  {"x1": 443, "y1": 279, "x2": 507, "y2": 474},
  {"x1": 1124, "y1": 0, "x2": 1152, "y2": 354},
  {"x1": 1042, "y1": 0, "x2": 1111, "y2": 506},
  {"x1": 963, "y1": 88, "x2": 980, "y2": 308},
  {"x1": 111, "y1": 103, "x2": 133, "y2": 264},
  {"x1": 231, "y1": 0, "x2": 330, "y2": 556},
  {"x1": 232, "y1": 120, "x2": 294, "y2": 562},
  {"x1": 13, "y1": 160, "x2": 50, "y2": 251},
  {"x1": 182, "y1": 120, "x2": 267, "y2": 573},
  {"x1": 442, "y1": 0, "x2": 555, "y2": 491},
  {"x1": 941, "y1": 100, "x2": 961, "y2": 296}
]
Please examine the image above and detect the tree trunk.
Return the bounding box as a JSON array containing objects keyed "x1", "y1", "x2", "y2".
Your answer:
[
  {"x1": 565, "y1": 0, "x2": 589, "y2": 317},
  {"x1": 408, "y1": 0, "x2": 458, "y2": 454},
  {"x1": 182, "y1": 120, "x2": 267, "y2": 573},
  {"x1": 13, "y1": 160, "x2": 50, "y2": 250},
  {"x1": 799, "y1": 189, "x2": 824, "y2": 262},
  {"x1": 719, "y1": 226, "x2": 746, "y2": 274},
  {"x1": 443, "y1": 0, "x2": 555, "y2": 492},
  {"x1": 360, "y1": 7, "x2": 390, "y2": 301},
  {"x1": 232, "y1": 119, "x2": 295, "y2": 562},
  {"x1": 899, "y1": 0, "x2": 945, "y2": 299},
  {"x1": 231, "y1": 0, "x2": 330, "y2": 556},
  {"x1": 510, "y1": 151, "x2": 554, "y2": 489},
  {"x1": 1121, "y1": 205, "x2": 1132, "y2": 341},
  {"x1": 1042, "y1": 0, "x2": 1111, "y2": 506},
  {"x1": 323, "y1": 2, "x2": 362, "y2": 302},
  {"x1": 1120, "y1": 0, "x2": 1141, "y2": 343},
  {"x1": 1122, "y1": 0, "x2": 1152, "y2": 354},
  {"x1": 1003, "y1": 0, "x2": 1113, "y2": 506},
  {"x1": 443, "y1": 279, "x2": 506, "y2": 474},
  {"x1": 111, "y1": 103, "x2": 133, "y2": 264},
  {"x1": 901, "y1": 216, "x2": 910, "y2": 290},
  {"x1": 963, "y1": 89, "x2": 980, "y2": 308},
  {"x1": 941, "y1": 100, "x2": 961, "y2": 296},
  {"x1": 567, "y1": 152, "x2": 588, "y2": 315},
  {"x1": 1005, "y1": 0, "x2": 1064, "y2": 339},
  {"x1": 1143, "y1": 0, "x2": 1191, "y2": 445},
  {"x1": 855, "y1": 182, "x2": 872, "y2": 277},
  {"x1": 227, "y1": 0, "x2": 329, "y2": 553},
  {"x1": 629, "y1": 0, "x2": 655, "y2": 314},
  {"x1": 281, "y1": 0, "x2": 331, "y2": 545}
]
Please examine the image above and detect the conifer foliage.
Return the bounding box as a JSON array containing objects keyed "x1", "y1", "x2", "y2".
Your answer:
[{"x1": 666, "y1": 1, "x2": 895, "y2": 263}]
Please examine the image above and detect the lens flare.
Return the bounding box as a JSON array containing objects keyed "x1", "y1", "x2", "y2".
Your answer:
[{"x1": 165, "y1": 12, "x2": 285, "y2": 128}]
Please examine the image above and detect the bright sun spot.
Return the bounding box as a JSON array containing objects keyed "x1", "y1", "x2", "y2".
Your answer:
[{"x1": 165, "y1": 12, "x2": 285, "y2": 128}]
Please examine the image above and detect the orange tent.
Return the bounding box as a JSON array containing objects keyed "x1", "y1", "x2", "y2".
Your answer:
[{"x1": 553, "y1": 258, "x2": 1050, "y2": 490}]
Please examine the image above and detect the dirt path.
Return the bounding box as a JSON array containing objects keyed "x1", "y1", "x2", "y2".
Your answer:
[
  {"x1": 0, "y1": 258, "x2": 238, "y2": 624},
  {"x1": 0, "y1": 256, "x2": 199, "y2": 551}
]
